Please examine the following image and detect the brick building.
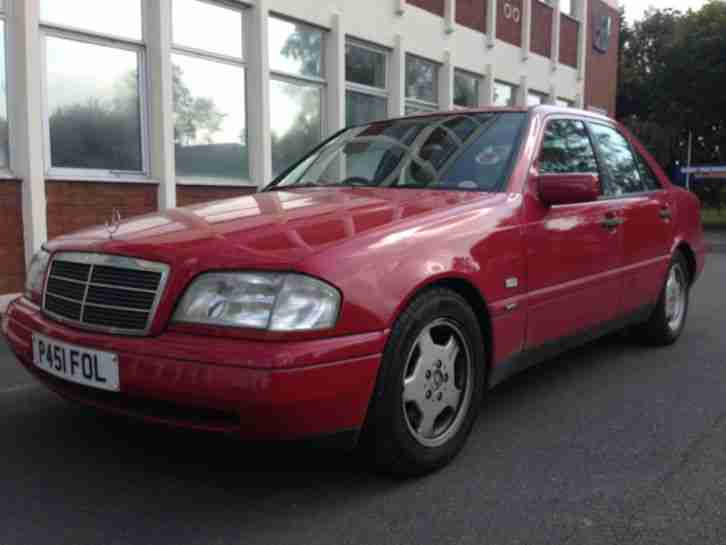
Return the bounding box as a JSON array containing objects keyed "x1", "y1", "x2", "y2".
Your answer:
[{"x1": 0, "y1": 0, "x2": 619, "y2": 295}]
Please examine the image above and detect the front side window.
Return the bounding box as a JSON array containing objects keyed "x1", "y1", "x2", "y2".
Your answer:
[
  {"x1": 454, "y1": 70, "x2": 480, "y2": 109},
  {"x1": 493, "y1": 82, "x2": 517, "y2": 107},
  {"x1": 269, "y1": 17, "x2": 325, "y2": 176},
  {"x1": 588, "y1": 123, "x2": 646, "y2": 196},
  {"x1": 346, "y1": 42, "x2": 388, "y2": 126},
  {"x1": 406, "y1": 55, "x2": 439, "y2": 113},
  {"x1": 172, "y1": 0, "x2": 248, "y2": 181},
  {"x1": 538, "y1": 120, "x2": 598, "y2": 174},
  {"x1": 269, "y1": 112, "x2": 527, "y2": 193},
  {"x1": 42, "y1": 3, "x2": 145, "y2": 174}
]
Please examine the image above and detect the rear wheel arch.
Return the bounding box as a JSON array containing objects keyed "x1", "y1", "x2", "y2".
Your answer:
[{"x1": 674, "y1": 242, "x2": 697, "y2": 285}]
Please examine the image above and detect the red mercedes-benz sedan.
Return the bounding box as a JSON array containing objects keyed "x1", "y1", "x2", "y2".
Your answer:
[{"x1": 3, "y1": 106, "x2": 706, "y2": 475}]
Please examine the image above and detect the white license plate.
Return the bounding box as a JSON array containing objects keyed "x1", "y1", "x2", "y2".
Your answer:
[{"x1": 32, "y1": 334, "x2": 120, "y2": 392}]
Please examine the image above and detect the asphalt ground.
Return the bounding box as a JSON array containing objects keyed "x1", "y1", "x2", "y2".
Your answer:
[{"x1": 1, "y1": 250, "x2": 725, "y2": 545}]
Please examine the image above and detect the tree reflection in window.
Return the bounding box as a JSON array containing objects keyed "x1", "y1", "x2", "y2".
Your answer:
[
  {"x1": 539, "y1": 120, "x2": 599, "y2": 174},
  {"x1": 589, "y1": 123, "x2": 646, "y2": 196}
]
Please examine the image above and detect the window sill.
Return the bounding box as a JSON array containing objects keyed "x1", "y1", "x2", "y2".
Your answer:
[
  {"x1": 0, "y1": 170, "x2": 18, "y2": 181},
  {"x1": 177, "y1": 178, "x2": 258, "y2": 188},
  {"x1": 45, "y1": 175, "x2": 160, "y2": 185}
]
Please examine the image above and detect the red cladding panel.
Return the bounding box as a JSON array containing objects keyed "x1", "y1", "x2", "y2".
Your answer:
[
  {"x1": 531, "y1": 0, "x2": 553, "y2": 58},
  {"x1": 408, "y1": 0, "x2": 446, "y2": 16}
]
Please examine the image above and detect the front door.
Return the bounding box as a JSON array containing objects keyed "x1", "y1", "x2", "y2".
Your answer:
[{"x1": 523, "y1": 117, "x2": 624, "y2": 349}]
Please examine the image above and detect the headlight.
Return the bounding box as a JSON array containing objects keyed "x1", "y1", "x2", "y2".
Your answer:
[
  {"x1": 173, "y1": 273, "x2": 341, "y2": 331},
  {"x1": 25, "y1": 249, "x2": 50, "y2": 302}
]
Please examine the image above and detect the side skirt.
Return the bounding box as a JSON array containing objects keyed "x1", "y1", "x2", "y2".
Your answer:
[{"x1": 488, "y1": 305, "x2": 655, "y2": 389}]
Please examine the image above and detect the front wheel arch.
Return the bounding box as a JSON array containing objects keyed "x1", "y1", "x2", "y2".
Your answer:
[{"x1": 395, "y1": 277, "x2": 494, "y2": 383}]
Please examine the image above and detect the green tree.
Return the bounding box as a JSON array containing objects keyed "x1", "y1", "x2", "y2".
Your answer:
[{"x1": 617, "y1": 1, "x2": 726, "y2": 172}]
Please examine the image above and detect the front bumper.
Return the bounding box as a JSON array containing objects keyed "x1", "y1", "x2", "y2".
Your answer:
[{"x1": 3, "y1": 298, "x2": 384, "y2": 440}]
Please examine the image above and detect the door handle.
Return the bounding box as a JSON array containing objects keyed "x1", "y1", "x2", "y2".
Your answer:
[
  {"x1": 601, "y1": 215, "x2": 624, "y2": 230},
  {"x1": 660, "y1": 207, "x2": 672, "y2": 220}
]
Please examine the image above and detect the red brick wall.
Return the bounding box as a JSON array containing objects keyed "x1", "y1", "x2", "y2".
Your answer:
[
  {"x1": 560, "y1": 14, "x2": 579, "y2": 68},
  {"x1": 177, "y1": 185, "x2": 257, "y2": 208},
  {"x1": 0, "y1": 181, "x2": 26, "y2": 294},
  {"x1": 497, "y1": 0, "x2": 523, "y2": 46},
  {"x1": 46, "y1": 181, "x2": 158, "y2": 239},
  {"x1": 585, "y1": 0, "x2": 620, "y2": 116},
  {"x1": 530, "y1": 0, "x2": 553, "y2": 58},
  {"x1": 456, "y1": 0, "x2": 487, "y2": 32},
  {"x1": 408, "y1": 0, "x2": 445, "y2": 16}
]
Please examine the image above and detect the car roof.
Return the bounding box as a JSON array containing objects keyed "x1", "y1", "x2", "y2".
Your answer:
[{"x1": 387, "y1": 105, "x2": 614, "y2": 124}]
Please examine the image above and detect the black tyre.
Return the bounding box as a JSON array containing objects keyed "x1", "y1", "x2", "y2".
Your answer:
[
  {"x1": 638, "y1": 251, "x2": 690, "y2": 346},
  {"x1": 361, "y1": 288, "x2": 486, "y2": 476}
]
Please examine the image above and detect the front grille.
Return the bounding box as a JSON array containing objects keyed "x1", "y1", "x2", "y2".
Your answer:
[{"x1": 43, "y1": 253, "x2": 169, "y2": 335}]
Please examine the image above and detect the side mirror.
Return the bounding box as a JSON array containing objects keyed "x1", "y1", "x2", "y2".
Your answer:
[{"x1": 535, "y1": 173, "x2": 601, "y2": 206}]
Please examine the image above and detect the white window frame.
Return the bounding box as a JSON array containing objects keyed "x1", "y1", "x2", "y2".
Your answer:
[
  {"x1": 345, "y1": 39, "x2": 389, "y2": 124},
  {"x1": 405, "y1": 53, "x2": 439, "y2": 114},
  {"x1": 493, "y1": 80, "x2": 518, "y2": 107},
  {"x1": 268, "y1": 15, "x2": 327, "y2": 170},
  {"x1": 171, "y1": 0, "x2": 251, "y2": 187},
  {"x1": 527, "y1": 89, "x2": 548, "y2": 106},
  {"x1": 0, "y1": 2, "x2": 11, "y2": 176},
  {"x1": 39, "y1": 15, "x2": 150, "y2": 182},
  {"x1": 453, "y1": 69, "x2": 481, "y2": 109},
  {"x1": 556, "y1": 97, "x2": 574, "y2": 108}
]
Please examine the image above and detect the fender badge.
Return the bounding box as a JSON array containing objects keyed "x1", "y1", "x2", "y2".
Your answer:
[{"x1": 505, "y1": 277, "x2": 519, "y2": 289}]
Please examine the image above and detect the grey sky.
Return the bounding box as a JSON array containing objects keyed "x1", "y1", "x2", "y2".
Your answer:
[{"x1": 622, "y1": 0, "x2": 710, "y2": 22}]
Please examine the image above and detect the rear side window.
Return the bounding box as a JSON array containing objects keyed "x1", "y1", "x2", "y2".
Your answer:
[
  {"x1": 634, "y1": 150, "x2": 662, "y2": 191},
  {"x1": 588, "y1": 123, "x2": 646, "y2": 196},
  {"x1": 538, "y1": 119, "x2": 599, "y2": 174}
]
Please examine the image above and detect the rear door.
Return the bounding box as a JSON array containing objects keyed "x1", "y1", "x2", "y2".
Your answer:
[
  {"x1": 587, "y1": 123, "x2": 673, "y2": 315},
  {"x1": 524, "y1": 117, "x2": 624, "y2": 349}
]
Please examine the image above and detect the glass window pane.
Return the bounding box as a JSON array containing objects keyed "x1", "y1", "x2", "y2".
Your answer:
[
  {"x1": 539, "y1": 120, "x2": 598, "y2": 174},
  {"x1": 635, "y1": 151, "x2": 661, "y2": 191},
  {"x1": 346, "y1": 91, "x2": 387, "y2": 126},
  {"x1": 274, "y1": 112, "x2": 527, "y2": 193},
  {"x1": 41, "y1": 0, "x2": 142, "y2": 40},
  {"x1": 527, "y1": 92, "x2": 546, "y2": 106},
  {"x1": 345, "y1": 44, "x2": 386, "y2": 88},
  {"x1": 0, "y1": 21, "x2": 8, "y2": 168},
  {"x1": 269, "y1": 18, "x2": 323, "y2": 79},
  {"x1": 173, "y1": 54, "x2": 248, "y2": 180},
  {"x1": 270, "y1": 79, "x2": 322, "y2": 175},
  {"x1": 173, "y1": 0, "x2": 243, "y2": 59},
  {"x1": 406, "y1": 103, "x2": 437, "y2": 115},
  {"x1": 454, "y1": 71, "x2": 479, "y2": 108},
  {"x1": 406, "y1": 56, "x2": 438, "y2": 103},
  {"x1": 493, "y1": 82, "x2": 517, "y2": 107},
  {"x1": 589, "y1": 123, "x2": 646, "y2": 196},
  {"x1": 46, "y1": 36, "x2": 142, "y2": 171}
]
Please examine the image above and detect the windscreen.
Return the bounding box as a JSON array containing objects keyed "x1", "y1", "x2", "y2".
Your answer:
[{"x1": 268, "y1": 112, "x2": 527, "y2": 193}]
